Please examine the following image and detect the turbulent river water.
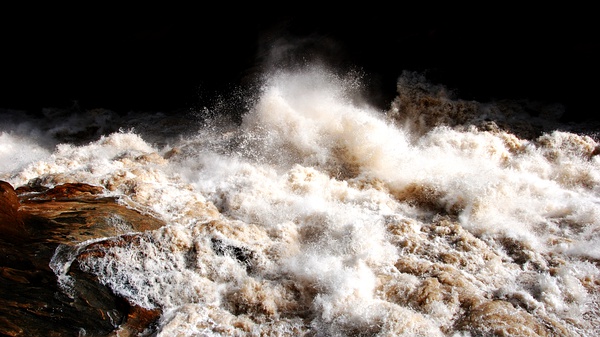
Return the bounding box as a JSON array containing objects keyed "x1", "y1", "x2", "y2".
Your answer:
[{"x1": 2, "y1": 67, "x2": 600, "y2": 336}]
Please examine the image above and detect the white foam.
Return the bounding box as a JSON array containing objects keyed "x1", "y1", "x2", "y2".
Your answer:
[{"x1": 16, "y1": 67, "x2": 600, "y2": 336}]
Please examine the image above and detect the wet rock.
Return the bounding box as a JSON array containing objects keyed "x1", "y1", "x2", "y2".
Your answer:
[
  {"x1": 0, "y1": 181, "x2": 26, "y2": 239},
  {"x1": 16, "y1": 181, "x2": 105, "y2": 200},
  {"x1": 0, "y1": 180, "x2": 165, "y2": 336}
]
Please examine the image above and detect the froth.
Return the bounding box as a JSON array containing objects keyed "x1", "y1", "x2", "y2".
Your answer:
[
  {"x1": 239, "y1": 67, "x2": 411, "y2": 180},
  {"x1": 19, "y1": 66, "x2": 600, "y2": 335}
]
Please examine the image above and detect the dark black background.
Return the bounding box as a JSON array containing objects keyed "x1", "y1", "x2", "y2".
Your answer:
[{"x1": 1, "y1": 5, "x2": 598, "y2": 122}]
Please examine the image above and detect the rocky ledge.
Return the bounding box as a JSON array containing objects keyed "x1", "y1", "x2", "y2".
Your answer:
[{"x1": 0, "y1": 180, "x2": 165, "y2": 336}]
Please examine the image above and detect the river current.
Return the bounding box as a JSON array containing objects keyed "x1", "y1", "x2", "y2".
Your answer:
[{"x1": 2, "y1": 67, "x2": 599, "y2": 336}]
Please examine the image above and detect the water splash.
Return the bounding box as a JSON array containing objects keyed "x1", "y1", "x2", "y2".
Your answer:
[{"x1": 8, "y1": 67, "x2": 600, "y2": 336}]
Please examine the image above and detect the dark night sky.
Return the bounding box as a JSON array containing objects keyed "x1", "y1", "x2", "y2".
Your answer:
[{"x1": 1, "y1": 5, "x2": 598, "y2": 122}]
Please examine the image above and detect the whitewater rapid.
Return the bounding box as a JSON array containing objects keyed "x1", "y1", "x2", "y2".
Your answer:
[{"x1": 2, "y1": 68, "x2": 600, "y2": 336}]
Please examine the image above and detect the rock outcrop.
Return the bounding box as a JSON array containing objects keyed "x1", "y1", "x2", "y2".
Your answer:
[{"x1": 0, "y1": 180, "x2": 165, "y2": 336}]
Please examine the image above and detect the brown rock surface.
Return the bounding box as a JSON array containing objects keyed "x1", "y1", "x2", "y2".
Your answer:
[
  {"x1": 0, "y1": 180, "x2": 165, "y2": 336},
  {"x1": 0, "y1": 181, "x2": 25, "y2": 239}
]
